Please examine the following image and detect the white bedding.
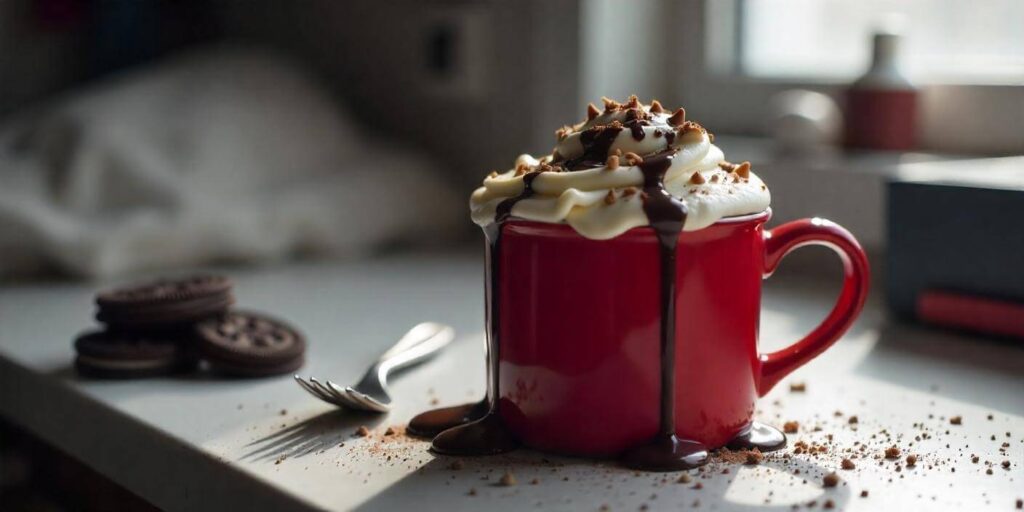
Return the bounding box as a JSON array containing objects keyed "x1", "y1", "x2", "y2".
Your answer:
[{"x1": 0, "y1": 46, "x2": 460, "y2": 278}]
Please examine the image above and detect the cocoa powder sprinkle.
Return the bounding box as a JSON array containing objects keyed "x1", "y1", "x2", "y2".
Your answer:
[
  {"x1": 745, "y1": 449, "x2": 764, "y2": 465},
  {"x1": 823, "y1": 472, "x2": 839, "y2": 487}
]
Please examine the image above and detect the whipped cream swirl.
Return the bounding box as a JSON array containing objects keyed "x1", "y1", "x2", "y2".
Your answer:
[{"x1": 470, "y1": 97, "x2": 770, "y2": 239}]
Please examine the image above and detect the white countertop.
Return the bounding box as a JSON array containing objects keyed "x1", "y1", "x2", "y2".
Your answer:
[{"x1": 0, "y1": 254, "x2": 1021, "y2": 511}]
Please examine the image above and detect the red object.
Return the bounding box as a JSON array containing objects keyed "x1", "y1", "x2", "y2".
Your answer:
[
  {"x1": 495, "y1": 214, "x2": 870, "y2": 456},
  {"x1": 845, "y1": 88, "x2": 918, "y2": 150},
  {"x1": 916, "y1": 290, "x2": 1024, "y2": 339}
]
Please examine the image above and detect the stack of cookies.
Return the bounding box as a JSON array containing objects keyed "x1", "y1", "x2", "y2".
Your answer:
[{"x1": 74, "y1": 275, "x2": 306, "y2": 379}]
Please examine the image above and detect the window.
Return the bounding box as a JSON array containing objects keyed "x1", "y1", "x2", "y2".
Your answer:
[
  {"x1": 739, "y1": 0, "x2": 1024, "y2": 84},
  {"x1": 664, "y1": 0, "x2": 1024, "y2": 153}
]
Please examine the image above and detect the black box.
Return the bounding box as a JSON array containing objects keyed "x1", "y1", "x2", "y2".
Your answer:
[{"x1": 887, "y1": 157, "x2": 1024, "y2": 323}]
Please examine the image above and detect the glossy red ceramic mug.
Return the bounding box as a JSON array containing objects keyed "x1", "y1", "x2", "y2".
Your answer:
[{"x1": 496, "y1": 210, "x2": 869, "y2": 456}]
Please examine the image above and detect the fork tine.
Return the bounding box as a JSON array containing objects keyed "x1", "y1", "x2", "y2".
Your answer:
[
  {"x1": 348, "y1": 388, "x2": 388, "y2": 411},
  {"x1": 356, "y1": 394, "x2": 388, "y2": 413},
  {"x1": 324, "y1": 379, "x2": 346, "y2": 395},
  {"x1": 311, "y1": 377, "x2": 360, "y2": 409},
  {"x1": 324, "y1": 380, "x2": 362, "y2": 409},
  {"x1": 345, "y1": 386, "x2": 389, "y2": 412},
  {"x1": 294, "y1": 375, "x2": 324, "y2": 399},
  {"x1": 298, "y1": 376, "x2": 338, "y2": 404},
  {"x1": 342, "y1": 388, "x2": 380, "y2": 411},
  {"x1": 309, "y1": 377, "x2": 339, "y2": 402}
]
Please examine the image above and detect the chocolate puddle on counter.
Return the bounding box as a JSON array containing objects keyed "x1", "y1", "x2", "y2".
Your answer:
[{"x1": 409, "y1": 129, "x2": 786, "y2": 470}]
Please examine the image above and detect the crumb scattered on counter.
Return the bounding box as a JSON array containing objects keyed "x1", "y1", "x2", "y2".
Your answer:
[
  {"x1": 248, "y1": 379, "x2": 1020, "y2": 509},
  {"x1": 823, "y1": 472, "x2": 839, "y2": 488},
  {"x1": 498, "y1": 471, "x2": 517, "y2": 486}
]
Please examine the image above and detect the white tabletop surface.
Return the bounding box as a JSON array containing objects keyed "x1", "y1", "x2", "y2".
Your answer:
[{"x1": 0, "y1": 253, "x2": 1021, "y2": 511}]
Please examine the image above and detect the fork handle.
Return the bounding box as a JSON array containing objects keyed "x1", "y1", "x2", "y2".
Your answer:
[{"x1": 376, "y1": 322, "x2": 454, "y2": 376}]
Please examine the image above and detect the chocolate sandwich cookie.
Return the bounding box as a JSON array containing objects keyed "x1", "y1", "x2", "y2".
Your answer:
[
  {"x1": 74, "y1": 330, "x2": 198, "y2": 379},
  {"x1": 195, "y1": 311, "x2": 305, "y2": 377},
  {"x1": 95, "y1": 275, "x2": 234, "y2": 329}
]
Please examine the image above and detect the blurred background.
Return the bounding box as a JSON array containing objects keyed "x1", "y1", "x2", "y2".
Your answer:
[
  {"x1": 0, "y1": 1, "x2": 1022, "y2": 509},
  {"x1": 0, "y1": 0, "x2": 1019, "y2": 281}
]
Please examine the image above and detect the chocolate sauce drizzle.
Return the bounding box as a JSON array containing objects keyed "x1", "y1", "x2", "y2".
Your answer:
[
  {"x1": 624, "y1": 108, "x2": 649, "y2": 141},
  {"x1": 412, "y1": 172, "x2": 547, "y2": 442},
  {"x1": 428, "y1": 220, "x2": 519, "y2": 455},
  {"x1": 495, "y1": 171, "x2": 543, "y2": 222},
  {"x1": 426, "y1": 170, "x2": 559, "y2": 453},
  {"x1": 410, "y1": 173, "x2": 547, "y2": 448},
  {"x1": 617, "y1": 149, "x2": 710, "y2": 471},
  {"x1": 560, "y1": 126, "x2": 623, "y2": 171}
]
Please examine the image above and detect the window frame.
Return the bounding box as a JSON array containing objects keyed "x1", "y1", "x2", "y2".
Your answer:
[{"x1": 664, "y1": 0, "x2": 1024, "y2": 154}]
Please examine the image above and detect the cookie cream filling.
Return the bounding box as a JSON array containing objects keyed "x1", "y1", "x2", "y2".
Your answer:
[
  {"x1": 469, "y1": 97, "x2": 770, "y2": 239},
  {"x1": 75, "y1": 355, "x2": 172, "y2": 369}
]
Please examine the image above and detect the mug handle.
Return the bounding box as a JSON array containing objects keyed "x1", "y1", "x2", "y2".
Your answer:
[{"x1": 757, "y1": 218, "x2": 870, "y2": 396}]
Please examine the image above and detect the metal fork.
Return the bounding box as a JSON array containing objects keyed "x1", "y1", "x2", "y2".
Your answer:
[{"x1": 294, "y1": 322, "x2": 454, "y2": 412}]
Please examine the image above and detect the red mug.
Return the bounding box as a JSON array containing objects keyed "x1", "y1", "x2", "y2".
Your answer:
[{"x1": 495, "y1": 210, "x2": 869, "y2": 456}]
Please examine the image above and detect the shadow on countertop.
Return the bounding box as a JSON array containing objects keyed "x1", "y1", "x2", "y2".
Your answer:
[
  {"x1": 854, "y1": 320, "x2": 1024, "y2": 416},
  {"x1": 241, "y1": 409, "x2": 386, "y2": 463}
]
